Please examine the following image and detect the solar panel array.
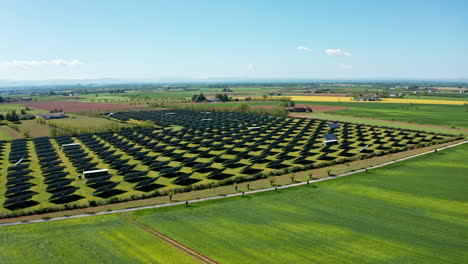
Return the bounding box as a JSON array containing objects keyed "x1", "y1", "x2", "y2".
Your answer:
[
  {"x1": 33, "y1": 137, "x2": 78, "y2": 203},
  {"x1": 3, "y1": 139, "x2": 36, "y2": 209},
  {"x1": 0, "y1": 109, "x2": 453, "y2": 211}
]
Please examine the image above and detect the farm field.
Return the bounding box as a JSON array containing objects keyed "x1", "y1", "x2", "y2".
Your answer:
[
  {"x1": 0, "y1": 214, "x2": 198, "y2": 263},
  {"x1": 0, "y1": 141, "x2": 465, "y2": 264},
  {"x1": 0, "y1": 126, "x2": 22, "y2": 140},
  {"x1": 134, "y1": 143, "x2": 468, "y2": 264},
  {"x1": 289, "y1": 95, "x2": 466, "y2": 105},
  {"x1": 16, "y1": 120, "x2": 51, "y2": 138},
  {"x1": 403, "y1": 95, "x2": 468, "y2": 101},
  {"x1": 0, "y1": 110, "x2": 454, "y2": 214},
  {"x1": 47, "y1": 115, "x2": 130, "y2": 131},
  {"x1": 21, "y1": 100, "x2": 143, "y2": 113},
  {"x1": 291, "y1": 112, "x2": 467, "y2": 136},
  {"x1": 292, "y1": 101, "x2": 468, "y2": 129},
  {"x1": 0, "y1": 104, "x2": 46, "y2": 115},
  {"x1": 173, "y1": 100, "x2": 468, "y2": 129}
]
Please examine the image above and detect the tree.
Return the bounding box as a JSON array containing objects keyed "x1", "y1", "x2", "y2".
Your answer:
[
  {"x1": 192, "y1": 93, "x2": 207, "y2": 102},
  {"x1": 215, "y1": 93, "x2": 231, "y2": 102},
  {"x1": 6, "y1": 111, "x2": 19, "y2": 122}
]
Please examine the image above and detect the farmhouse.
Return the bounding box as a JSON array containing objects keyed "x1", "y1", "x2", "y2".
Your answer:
[
  {"x1": 36, "y1": 112, "x2": 68, "y2": 119},
  {"x1": 353, "y1": 94, "x2": 382, "y2": 101}
]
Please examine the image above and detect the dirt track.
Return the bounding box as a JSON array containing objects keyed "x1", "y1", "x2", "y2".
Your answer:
[{"x1": 123, "y1": 214, "x2": 219, "y2": 264}]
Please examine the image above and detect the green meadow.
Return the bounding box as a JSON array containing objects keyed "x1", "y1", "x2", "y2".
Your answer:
[
  {"x1": 0, "y1": 214, "x2": 197, "y2": 264},
  {"x1": 135, "y1": 143, "x2": 468, "y2": 264}
]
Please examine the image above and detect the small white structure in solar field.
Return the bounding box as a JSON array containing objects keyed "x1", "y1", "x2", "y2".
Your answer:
[
  {"x1": 14, "y1": 157, "x2": 24, "y2": 166},
  {"x1": 61, "y1": 143, "x2": 80, "y2": 149},
  {"x1": 83, "y1": 169, "x2": 109, "y2": 179},
  {"x1": 323, "y1": 133, "x2": 339, "y2": 146},
  {"x1": 165, "y1": 112, "x2": 175, "y2": 115},
  {"x1": 201, "y1": 118, "x2": 213, "y2": 121},
  {"x1": 359, "y1": 144, "x2": 369, "y2": 153},
  {"x1": 248, "y1": 126, "x2": 261, "y2": 130}
]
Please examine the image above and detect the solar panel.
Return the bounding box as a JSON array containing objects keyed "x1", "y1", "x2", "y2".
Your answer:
[
  {"x1": 49, "y1": 187, "x2": 78, "y2": 200},
  {"x1": 44, "y1": 172, "x2": 68, "y2": 182},
  {"x1": 328, "y1": 123, "x2": 340, "y2": 129},
  {"x1": 323, "y1": 133, "x2": 338, "y2": 141},
  {"x1": 134, "y1": 177, "x2": 158, "y2": 189},
  {"x1": 46, "y1": 179, "x2": 73, "y2": 192},
  {"x1": 86, "y1": 175, "x2": 112, "y2": 185},
  {"x1": 7, "y1": 163, "x2": 30, "y2": 171},
  {"x1": 5, "y1": 183, "x2": 34, "y2": 196},
  {"x1": 93, "y1": 181, "x2": 119, "y2": 195},
  {"x1": 6, "y1": 176, "x2": 33, "y2": 187},
  {"x1": 4, "y1": 192, "x2": 35, "y2": 206}
]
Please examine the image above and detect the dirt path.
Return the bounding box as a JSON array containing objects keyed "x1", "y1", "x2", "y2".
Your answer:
[{"x1": 122, "y1": 214, "x2": 219, "y2": 264}]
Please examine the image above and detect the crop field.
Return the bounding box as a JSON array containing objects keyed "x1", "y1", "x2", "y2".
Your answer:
[
  {"x1": 22, "y1": 100, "x2": 142, "y2": 113},
  {"x1": 297, "y1": 102, "x2": 468, "y2": 129},
  {"x1": 134, "y1": 143, "x2": 468, "y2": 264},
  {"x1": 0, "y1": 126, "x2": 23, "y2": 141},
  {"x1": 0, "y1": 109, "x2": 454, "y2": 213},
  {"x1": 0, "y1": 104, "x2": 46, "y2": 115},
  {"x1": 0, "y1": 142, "x2": 465, "y2": 264},
  {"x1": 0, "y1": 214, "x2": 198, "y2": 263},
  {"x1": 291, "y1": 112, "x2": 466, "y2": 136},
  {"x1": 17, "y1": 120, "x2": 51, "y2": 138},
  {"x1": 289, "y1": 96, "x2": 466, "y2": 105},
  {"x1": 47, "y1": 115, "x2": 130, "y2": 130}
]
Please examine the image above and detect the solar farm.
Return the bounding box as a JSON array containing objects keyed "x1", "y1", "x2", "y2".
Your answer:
[{"x1": 0, "y1": 109, "x2": 454, "y2": 212}]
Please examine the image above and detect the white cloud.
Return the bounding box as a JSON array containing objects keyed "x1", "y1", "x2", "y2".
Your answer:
[
  {"x1": 325, "y1": 49, "x2": 352, "y2": 57},
  {"x1": 247, "y1": 63, "x2": 256, "y2": 73},
  {"x1": 339, "y1": 63, "x2": 353, "y2": 69},
  {"x1": 296, "y1": 46, "x2": 312, "y2": 52},
  {"x1": 1, "y1": 59, "x2": 84, "y2": 68}
]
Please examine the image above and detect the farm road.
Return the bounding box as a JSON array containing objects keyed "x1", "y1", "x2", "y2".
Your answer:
[
  {"x1": 122, "y1": 213, "x2": 219, "y2": 264},
  {"x1": 0, "y1": 139, "x2": 467, "y2": 227}
]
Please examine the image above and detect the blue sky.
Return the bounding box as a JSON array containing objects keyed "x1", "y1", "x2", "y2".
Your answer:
[{"x1": 0, "y1": 0, "x2": 467, "y2": 80}]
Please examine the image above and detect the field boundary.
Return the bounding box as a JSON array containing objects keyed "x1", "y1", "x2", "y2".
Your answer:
[
  {"x1": 122, "y1": 214, "x2": 219, "y2": 264},
  {"x1": 1, "y1": 139, "x2": 466, "y2": 227}
]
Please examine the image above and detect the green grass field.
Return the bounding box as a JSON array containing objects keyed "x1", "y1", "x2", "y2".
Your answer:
[
  {"x1": 0, "y1": 126, "x2": 23, "y2": 140},
  {"x1": 292, "y1": 112, "x2": 467, "y2": 135},
  {"x1": 0, "y1": 142, "x2": 466, "y2": 263},
  {"x1": 0, "y1": 104, "x2": 46, "y2": 115},
  {"x1": 47, "y1": 115, "x2": 129, "y2": 129},
  {"x1": 0, "y1": 214, "x2": 197, "y2": 264},
  {"x1": 294, "y1": 101, "x2": 468, "y2": 129},
  {"x1": 133, "y1": 143, "x2": 468, "y2": 264}
]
